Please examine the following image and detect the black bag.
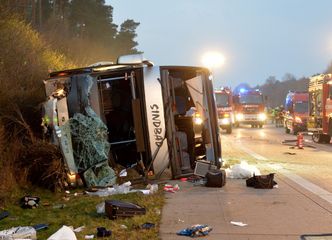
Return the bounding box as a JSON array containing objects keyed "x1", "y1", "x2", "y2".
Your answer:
[
  {"x1": 205, "y1": 169, "x2": 226, "y2": 188},
  {"x1": 105, "y1": 200, "x2": 146, "y2": 220},
  {"x1": 246, "y1": 173, "x2": 277, "y2": 189}
]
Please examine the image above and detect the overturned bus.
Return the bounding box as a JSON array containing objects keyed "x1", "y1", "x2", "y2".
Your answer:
[{"x1": 42, "y1": 54, "x2": 221, "y2": 186}]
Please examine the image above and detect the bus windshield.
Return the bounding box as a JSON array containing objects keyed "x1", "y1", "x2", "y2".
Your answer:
[
  {"x1": 215, "y1": 94, "x2": 229, "y2": 107},
  {"x1": 239, "y1": 94, "x2": 263, "y2": 104}
]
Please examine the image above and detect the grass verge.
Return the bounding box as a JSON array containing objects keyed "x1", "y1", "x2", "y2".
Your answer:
[{"x1": 0, "y1": 185, "x2": 165, "y2": 240}]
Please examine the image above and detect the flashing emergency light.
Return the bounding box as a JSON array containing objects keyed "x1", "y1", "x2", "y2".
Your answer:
[{"x1": 239, "y1": 88, "x2": 246, "y2": 93}]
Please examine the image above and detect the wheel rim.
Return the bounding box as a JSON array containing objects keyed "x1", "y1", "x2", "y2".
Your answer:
[{"x1": 312, "y1": 133, "x2": 320, "y2": 143}]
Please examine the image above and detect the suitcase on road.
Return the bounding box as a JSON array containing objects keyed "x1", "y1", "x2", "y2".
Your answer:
[{"x1": 205, "y1": 169, "x2": 226, "y2": 188}]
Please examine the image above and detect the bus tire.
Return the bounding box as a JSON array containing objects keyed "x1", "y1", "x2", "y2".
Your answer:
[{"x1": 323, "y1": 135, "x2": 331, "y2": 144}]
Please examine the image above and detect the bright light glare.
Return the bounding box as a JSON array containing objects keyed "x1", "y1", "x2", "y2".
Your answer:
[
  {"x1": 258, "y1": 113, "x2": 267, "y2": 121},
  {"x1": 202, "y1": 52, "x2": 225, "y2": 69}
]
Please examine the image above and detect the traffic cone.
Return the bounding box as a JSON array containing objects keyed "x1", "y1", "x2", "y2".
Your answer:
[{"x1": 297, "y1": 132, "x2": 304, "y2": 149}]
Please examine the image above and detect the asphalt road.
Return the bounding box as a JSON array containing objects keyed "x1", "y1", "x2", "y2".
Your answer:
[
  {"x1": 221, "y1": 123, "x2": 332, "y2": 199},
  {"x1": 160, "y1": 122, "x2": 332, "y2": 239}
]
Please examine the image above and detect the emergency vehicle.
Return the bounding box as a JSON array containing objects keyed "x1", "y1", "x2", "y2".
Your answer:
[
  {"x1": 42, "y1": 54, "x2": 222, "y2": 185},
  {"x1": 307, "y1": 74, "x2": 332, "y2": 143},
  {"x1": 214, "y1": 87, "x2": 233, "y2": 134},
  {"x1": 233, "y1": 89, "x2": 267, "y2": 128},
  {"x1": 284, "y1": 91, "x2": 309, "y2": 135}
]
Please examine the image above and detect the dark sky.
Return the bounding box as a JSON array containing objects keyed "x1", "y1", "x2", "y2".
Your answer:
[{"x1": 108, "y1": 0, "x2": 332, "y2": 88}]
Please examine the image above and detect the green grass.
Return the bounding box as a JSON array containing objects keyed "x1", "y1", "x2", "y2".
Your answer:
[{"x1": 0, "y1": 186, "x2": 165, "y2": 240}]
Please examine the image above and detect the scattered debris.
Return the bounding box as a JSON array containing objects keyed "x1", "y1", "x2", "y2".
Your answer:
[
  {"x1": 225, "y1": 161, "x2": 261, "y2": 179},
  {"x1": 73, "y1": 226, "x2": 85, "y2": 233},
  {"x1": 283, "y1": 152, "x2": 296, "y2": 155},
  {"x1": 147, "y1": 184, "x2": 159, "y2": 194},
  {"x1": 96, "y1": 227, "x2": 112, "y2": 237},
  {"x1": 119, "y1": 169, "x2": 127, "y2": 177},
  {"x1": 120, "y1": 225, "x2": 128, "y2": 229},
  {"x1": 96, "y1": 202, "x2": 105, "y2": 214},
  {"x1": 0, "y1": 226, "x2": 37, "y2": 240},
  {"x1": 87, "y1": 181, "x2": 157, "y2": 197},
  {"x1": 177, "y1": 224, "x2": 212, "y2": 237},
  {"x1": 53, "y1": 204, "x2": 66, "y2": 209},
  {"x1": 47, "y1": 225, "x2": 77, "y2": 240},
  {"x1": 230, "y1": 221, "x2": 248, "y2": 227},
  {"x1": 0, "y1": 211, "x2": 9, "y2": 220},
  {"x1": 140, "y1": 222, "x2": 155, "y2": 229},
  {"x1": 163, "y1": 184, "x2": 180, "y2": 193},
  {"x1": 154, "y1": 208, "x2": 161, "y2": 215},
  {"x1": 85, "y1": 235, "x2": 94, "y2": 239},
  {"x1": 33, "y1": 223, "x2": 49, "y2": 231},
  {"x1": 20, "y1": 196, "x2": 40, "y2": 209},
  {"x1": 186, "y1": 175, "x2": 203, "y2": 183}
]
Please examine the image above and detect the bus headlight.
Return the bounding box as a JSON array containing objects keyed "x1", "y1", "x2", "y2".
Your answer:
[
  {"x1": 236, "y1": 113, "x2": 244, "y2": 121},
  {"x1": 221, "y1": 118, "x2": 230, "y2": 125},
  {"x1": 258, "y1": 113, "x2": 267, "y2": 121},
  {"x1": 193, "y1": 113, "x2": 203, "y2": 125}
]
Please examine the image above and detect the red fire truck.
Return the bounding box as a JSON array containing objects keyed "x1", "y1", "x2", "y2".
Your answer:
[
  {"x1": 307, "y1": 74, "x2": 332, "y2": 143},
  {"x1": 233, "y1": 89, "x2": 266, "y2": 128},
  {"x1": 215, "y1": 87, "x2": 234, "y2": 134},
  {"x1": 284, "y1": 91, "x2": 309, "y2": 135}
]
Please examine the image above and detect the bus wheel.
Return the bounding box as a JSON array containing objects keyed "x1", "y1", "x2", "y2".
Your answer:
[
  {"x1": 312, "y1": 133, "x2": 324, "y2": 143},
  {"x1": 323, "y1": 135, "x2": 331, "y2": 144}
]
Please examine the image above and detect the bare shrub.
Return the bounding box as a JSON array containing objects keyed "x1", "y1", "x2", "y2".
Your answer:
[
  {"x1": 0, "y1": 7, "x2": 74, "y2": 198},
  {"x1": 0, "y1": 122, "x2": 25, "y2": 206},
  {"x1": 21, "y1": 140, "x2": 67, "y2": 192}
]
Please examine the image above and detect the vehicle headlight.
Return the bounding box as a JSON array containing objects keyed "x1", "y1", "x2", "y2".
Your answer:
[
  {"x1": 236, "y1": 113, "x2": 244, "y2": 121},
  {"x1": 258, "y1": 113, "x2": 267, "y2": 121},
  {"x1": 294, "y1": 116, "x2": 302, "y2": 123},
  {"x1": 221, "y1": 118, "x2": 230, "y2": 125},
  {"x1": 194, "y1": 117, "x2": 203, "y2": 125},
  {"x1": 223, "y1": 113, "x2": 230, "y2": 118}
]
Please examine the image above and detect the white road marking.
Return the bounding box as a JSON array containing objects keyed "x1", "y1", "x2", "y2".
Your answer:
[
  {"x1": 238, "y1": 144, "x2": 332, "y2": 204},
  {"x1": 238, "y1": 144, "x2": 268, "y2": 161}
]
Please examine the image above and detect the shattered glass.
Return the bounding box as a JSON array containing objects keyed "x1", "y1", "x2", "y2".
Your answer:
[
  {"x1": 69, "y1": 107, "x2": 110, "y2": 171},
  {"x1": 83, "y1": 161, "x2": 116, "y2": 187}
]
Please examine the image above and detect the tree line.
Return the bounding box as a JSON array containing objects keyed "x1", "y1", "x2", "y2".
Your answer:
[{"x1": 1, "y1": 0, "x2": 140, "y2": 65}]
